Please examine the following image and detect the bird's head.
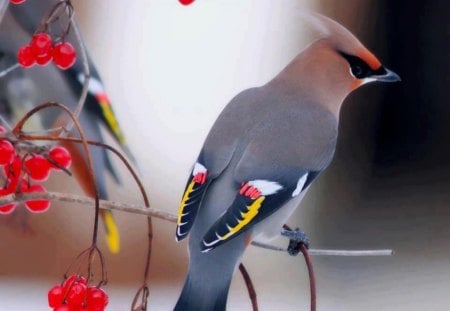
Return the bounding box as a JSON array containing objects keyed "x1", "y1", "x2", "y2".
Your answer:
[
  {"x1": 273, "y1": 12, "x2": 400, "y2": 116},
  {"x1": 308, "y1": 12, "x2": 400, "y2": 86},
  {"x1": 305, "y1": 12, "x2": 400, "y2": 88}
]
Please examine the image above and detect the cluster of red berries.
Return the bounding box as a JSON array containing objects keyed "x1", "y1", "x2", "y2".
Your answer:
[
  {"x1": 0, "y1": 127, "x2": 72, "y2": 214},
  {"x1": 48, "y1": 274, "x2": 109, "y2": 311},
  {"x1": 17, "y1": 32, "x2": 77, "y2": 70}
]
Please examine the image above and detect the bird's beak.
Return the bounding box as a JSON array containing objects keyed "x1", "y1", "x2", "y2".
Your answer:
[{"x1": 374, "y1": 67, "x2": 401, "y2": 83}]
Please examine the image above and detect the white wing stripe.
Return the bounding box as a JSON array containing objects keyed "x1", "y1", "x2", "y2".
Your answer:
[
  {"x1": 193, "y1": 162, "x2": 207, "y2": 176},
  {"x1": 247, "y1": 180, "x2": 283, "y2": 195},
  {"x1": 292, "y1": 174, "x2": 308, "y2": 197}
]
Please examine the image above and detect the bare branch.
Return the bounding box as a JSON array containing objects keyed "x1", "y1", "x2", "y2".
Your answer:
[
  {"x1": 308, "y1": 249, "x2": 394, "y2": 256},
  {"x1": 250, "y1": 241, "x2": 393, "y2": 256},
  {"x1": 0, "y1": 191, "x2": 394, "y2": 257}
]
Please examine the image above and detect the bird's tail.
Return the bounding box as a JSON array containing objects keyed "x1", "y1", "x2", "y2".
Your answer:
[
  {"x1": 174, "y1": 272, "x2": 231, "y2": 311},
  {"x1": 174, "y1": 233, "x2": 246, "y2": 311},
  {"x1": 100, "y1": 209, "x2": 120, "y2": 254}
]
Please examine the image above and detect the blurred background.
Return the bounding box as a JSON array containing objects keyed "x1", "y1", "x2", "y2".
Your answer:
[{"x1": 0, "y1": 0, "x2": 449, "y2": 310}]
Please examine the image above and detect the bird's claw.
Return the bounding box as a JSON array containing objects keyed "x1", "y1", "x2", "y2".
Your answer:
[{"x1": 281, "y1": 228, "x2": 310, "y2": 256}]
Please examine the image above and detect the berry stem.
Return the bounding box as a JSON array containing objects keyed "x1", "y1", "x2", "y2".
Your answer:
[
  {"x1": 62, "y1": 14, "x2": 90, "y2": 135},
  {"x1": 40, "y1": 0, "x2": 71, "y2": 34},
  {"x1": 19, "y1": 133, "x2": 153, "y2": 305},
  {"x1": 34, "y1": 0, "x2": 90, "y2": 138},
  {"x1": 13, "y1": 102, "x2": 101, "y2": 247},
  {"x1": 0, "y1": 62, "x2": 20, "y2": 79}
]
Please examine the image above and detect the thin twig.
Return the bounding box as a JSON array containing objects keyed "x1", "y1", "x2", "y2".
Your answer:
[
  {"x1": 0, "y1": 0, "x2": 8, "y2": 23},
  {"x1": 239, "y1": 264, "x2": 258, "y2": 311},
  {"x1": 282, "y1": 224, "x2": 316, "y2": 311},
  {"x1": 307, "y1": 249, "x2": 394, "y2": 256},
  {"x1": 64, "y1": 12, "x2": 90, "y2": 132},
  {"x1": 18, "y1": 133, "x2": 154, "y2": 310},
  {"x1": 0, "y1": 190, "x2": 394, "y2": 257},
  {"x1": 12, "y1": 102, "x2": 101, "y2": 246},
  {"x1": 300, "y1": 245, "x2": 316, "y2": 311},
  {"x1": 250, "y1": 241, "x2": 393, "y2": 256},
  {"x1": 0, "y1": 190, "x2": 172, "y2": 219},
  {"x1": 0, "y1": 63, "x2": 20, "y2": 78}
]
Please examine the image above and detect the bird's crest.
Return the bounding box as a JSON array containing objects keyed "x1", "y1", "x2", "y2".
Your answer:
[{"x1": 300, "y1": 11, "x2": 382, "y2": 70}]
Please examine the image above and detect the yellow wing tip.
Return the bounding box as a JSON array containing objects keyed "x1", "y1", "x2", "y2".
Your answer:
[
  {"x1": 177, "y1": 181, "x2": 196, "y2": 225},
  {"x1": 103, "y1": 211, "x2": 120, "y2": 254},
  {"x1": 221, "y1": 196, "x2": 265, "y2": 241}
]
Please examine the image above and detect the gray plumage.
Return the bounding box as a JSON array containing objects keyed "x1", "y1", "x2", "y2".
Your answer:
[
  {"x1": 175, "y1": 13, "x2": 399, "y2": 311},
  {"x1": 175, "y1": 84, "x2": 336, "y2": 311}
]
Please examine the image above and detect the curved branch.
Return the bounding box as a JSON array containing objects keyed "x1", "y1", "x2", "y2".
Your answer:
[{"x1": 12, "y1": 102, "x2": 101, "y2": 245}]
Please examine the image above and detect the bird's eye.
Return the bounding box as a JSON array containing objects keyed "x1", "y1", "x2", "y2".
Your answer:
[
  {"x1": 351, "y1": 64, "x2": 365, "y2": 78},
  {"x1": 339, "y1": 52, "x2": 372, "y2": 79}
]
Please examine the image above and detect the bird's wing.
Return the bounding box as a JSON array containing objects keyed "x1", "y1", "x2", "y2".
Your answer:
[
  {"x1": 200, "y1": 168, "x2": 316, "y2": 252},
  {"x1": 200, "y1": 105, "x2": 337, "y2": 252},
  {"x1": 176, "y1": 161, "x2": 212, "y2": 241},
  {"x1": 175, "y1": 88, "x2": 262, "y2": 241}
]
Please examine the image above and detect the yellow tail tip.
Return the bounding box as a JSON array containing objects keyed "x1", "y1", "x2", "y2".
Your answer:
[{"x1": 103, "y1": 211, "x2": 120, "y2": 254}]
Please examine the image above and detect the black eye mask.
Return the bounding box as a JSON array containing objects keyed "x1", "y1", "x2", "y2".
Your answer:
[{"x1": 339, "y1": 52, "x2": 386, "y2": 79}]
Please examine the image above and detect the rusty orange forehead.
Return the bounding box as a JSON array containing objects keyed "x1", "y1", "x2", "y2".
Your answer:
[{"x1": 358, "y1": 48, "x2": 382, "y2": 70}]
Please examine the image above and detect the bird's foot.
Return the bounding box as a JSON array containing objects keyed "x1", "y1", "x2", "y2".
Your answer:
[{"x1": 281, "y1": 227, "x2": 310, "y2": 256}]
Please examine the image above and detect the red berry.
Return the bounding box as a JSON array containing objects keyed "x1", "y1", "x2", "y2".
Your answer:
[
  {"x1": 36, "y1": 48, "x2": 53, "y2": 66},
  {"x1": 53, "y1": 42, "x2": 76, "y2": 70},
  {"x1": 24, "y1": 155, "x2": 51, "y2": 181},
  {"x1": 31, "y1": 33, "x2": 53, "y2": 57},
  {"x1": 53, "y1": 305, "x2": 70, "y2": 311},
  {"x1": 63, "y1": 275, "x2": 87, "y2": 292},
  {"x1": 0, "y1": 140, "x2": 15, "y2": 165},
  {"x1": 0, "y1": 188, "x2": 16, "y2": 214},
  {"x1": 0, "y1": 202, "x2": 16, "y2": 214},
  {"x1": 10, "y1": 0, "x2": 26, "y2": 4},
  {"x1": 48, "y1": 285, "x2": 64, "y2": 308},
  {"x1": 17, "y1": 45, "x2": 36, "y2": 68},
  {"x1": 24, "y1": 184, "x2": 50, "y2": 213},
  {"x1": 49, "y1": 146, "x2": 72, "y2": 170},
  {"x1": 179, "y1": 0, "x2": 195, "y2": 5},
  {"x1": 66, "y1": 282, "x2": 87, "y2": 308},
  {"x1": 87, "y1": 287, "x2": 108, "y2": 310}
]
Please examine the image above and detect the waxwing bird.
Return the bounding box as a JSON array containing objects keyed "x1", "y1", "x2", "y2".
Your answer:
[
  {"x1": 174, "y1": 12, "x2": 400, "y2": 311},
  {"x1": 0, "y1": 1, "x2": 134, "y2": 253}
]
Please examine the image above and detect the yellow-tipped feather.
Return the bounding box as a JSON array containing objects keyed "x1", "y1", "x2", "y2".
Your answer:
[
  {"x1": 177, "y1": 181, "x2": 195, "y2": 225},
  {"x1": 221, "y1": 196, "x2": 265, "y2": 241},
  {"x1": 102, "y1": 210, "x2": 120, "y2": 254}
]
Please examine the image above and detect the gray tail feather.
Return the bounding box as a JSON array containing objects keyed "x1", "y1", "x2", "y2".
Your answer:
[{"x1": 174, "y1": 274, "x2": 231, "y2": 311}]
